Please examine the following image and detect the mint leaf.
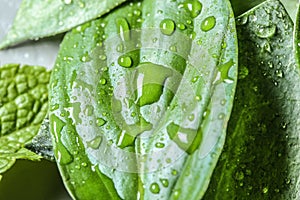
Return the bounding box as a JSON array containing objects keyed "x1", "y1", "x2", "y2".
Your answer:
[
  {"x1": 0, "y1": 64, "x2": 50, "y2": 179},
  {"x1": 0, "y1": 0, "x2": 129, "y2": 49},
  {"x1": 49, "y1": 0, "x2": 238, "y2": 199},
  {"x1": 204, "y1": 0, "x2": 300, "y2": 199}
]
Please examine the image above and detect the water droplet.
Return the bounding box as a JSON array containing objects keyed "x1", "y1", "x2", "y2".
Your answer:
[
  {"x1": 177, "y1": 23, "x2": 186, "y2": 30},
  {"x1": 116, "y1": 44, "x2": 124, "y2": 53},
  {"x1": 99, "y1": 55, "x2": 107, "y2": 61},
  {"x1": 234, "y1": 171, "x2": 244, "y2": 181},
  {"x1": 171, "y1": 169, "x2": 178, "y2": 176},
  {"x1": 99, "y1": 78, "x2": 107, "y2": 85},
  {"x1": 155, "y1": 142, "x2": 165, "y2": 148},
  {"x1": 118, "y1": 56, "x2": 133, "y2": 68},
  {"x1": 160, "y1": 179, "x2": 169, "y2": 187},
  {"x1": 255, "y1": 25, "x2": 276, "y2": 38},
  {"x1": 178, "y1": 0, "x2": 202, "y2": 18},
  {"x1": 238, "y1": 65, "x2": 249, "y2": 80},
  {"x1": 195, "y1": 95, "x2": 202, "y2": 101},
  {"x1": 63, "y1": 0, "x2": 72, "y2": 5},
  {"x1": 218, "y1": 113, "x2": 225, "y2": 119},
  {"x1": 173, "y1": 189, "x2": 181, "y2": 199},
  {"x1": 236, "y1": 16, "x2": 248, "y2": 25},
  {"x1": 188, "y1": 114, "x2": 195, "y2": 121},
  {"x1": 275, "y1": 69, "x2": 284, "y2": 78},
  {"x1": 201, "y1": 16, "x2": 216, "y2": 32},
  {"x1": 96, "y1": 118, "x2": 106, "y2": 126},
  {"x1": 56, "y1": 143, "x2": 73, "y2": 165},
  {"x1": 262, "y1": 187, "x2": 269, "y2": 194},
  {"x1": 160, "y1": 19, "x2": 176, "y2": 36},
  {"x1": 150, "y1": 183, "x2": 160, "y2": 194},
  {"x1": 169, "y1": 45, "x2": 177, "y2": 52},
  {"x1": 50, "y1": 104, "x2": 59, "y2": 111},
  {"x1": 116, "y1": 18, "x2": 130, "y2": 41},
  {"x1": 87, "y1": 136, "x2": 102, "y2": 149},
  {"x1": 216, "y1": 59, "x2": 234, "y2": 83}
]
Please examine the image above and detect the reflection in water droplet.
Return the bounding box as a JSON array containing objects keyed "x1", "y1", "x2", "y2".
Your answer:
[
  {"x1": 160, "y1": 19, "x2": 176, "y2": 36},
  {"x1": 118, "y1": 56, "x2": 133, "y2": 68},
  {"x1": 201, "y1": 16, "x2": 216, "y2": 32},
  {"x1": 150, "y1": 183, "x2": 160, "y2": 194},
  {"x1": 178, "y1": 0, "x2": 202, "y2": 18}
]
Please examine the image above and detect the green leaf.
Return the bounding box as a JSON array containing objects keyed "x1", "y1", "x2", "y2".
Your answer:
[
  {"x1": 204, "y1": 0, "x2": 300, "y2": 199},
  {"x1": 0, "y1": 64, "x2": 50, "y2": 178},
  {"x1": 0, "y1": 0, "x2": 129, "y2": 49},
  {"x1": 49, "y1": 0, "x2": 237, "y2": 199}
]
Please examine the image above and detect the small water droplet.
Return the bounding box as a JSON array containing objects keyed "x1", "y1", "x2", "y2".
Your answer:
[
  {"x1": 178, "y1": 0, "x2": 202, "y2": 18},
  {"x1": 118, "y1": 56, "x2": 133, "y2": 68},
  {"x1": 160, "y1": 19, "x2": 176, "y2": 36},
  {"x1": 171, "y1": 169, "x2": 178, "y2": 176},
  {"x1": 188, "y1": 114, "x2": 195, "y2": 121},
  {"x1": 234, "y1": 171, "x2": 245, "y2": 181},
  {"x1": 262, "y1": 187, "x2": 269, "y2": 194},
  {"x1": 169, "y1": 45, "x2": 177, "y2": 52},
  {"x1": 177, "y1": 23, "x2": 186, "y2": 30},
  {"x1": 99, "y1": 55, "x2": 107, "y2": 61},
  {"x1": 201, "y1": 16, "x2": 216, "y2": 32},
  {"x1": 96, "y1": 118, "x2": 106, "y2": 126},
  {"x1": 56, "y1": 143, "x2": 73, "y2": 165},
  {"x1": 150, "y1": 183, "x2": 160, "y2": 194},
  {"x1": 173, "y1": 189, "x2": 181, "y2": 199},
  {"x1": 160, "y1": 179, "x2": 169, "y2": 187},
  {"x1": 236, "y1": 15, "x2": 248, "y2": 25},
  {"x1": 155, "y1": 142, "x2": 165, "y2": 148}
]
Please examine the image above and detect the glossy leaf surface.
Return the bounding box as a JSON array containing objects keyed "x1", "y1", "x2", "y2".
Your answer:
[
  {"x1": 204, "y1": 0, "x2": 300, "y2": 199},
  {"x1": 49, "y1": 0, "x2": 238, "y2": 199}
]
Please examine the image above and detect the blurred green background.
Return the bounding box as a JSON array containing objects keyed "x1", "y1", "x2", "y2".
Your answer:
[{"x1": 0, "y1": 160, "x2": 71, "y2": 200}]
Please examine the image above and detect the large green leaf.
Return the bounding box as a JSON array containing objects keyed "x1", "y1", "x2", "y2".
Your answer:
[
  {"x1": 0, "y1": 0, "x2": 129, "y2": 49},
  {"x1": 204, "y1": 0, "x2": 300, "y2": 199},
  {"x1": 0, "y1": 64, "x2": 50, "y2": 180},
  {"x1": 49, "y1": 0, "x2": 237, "y2": 199}
]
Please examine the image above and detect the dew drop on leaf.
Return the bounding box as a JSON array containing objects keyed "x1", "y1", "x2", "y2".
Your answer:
[
  {"x1": 255, "y1": 24, "x2": 276, "y2": 38},
  {"x1": 155, "y1": 142, "x2": 165, "y2": 148},
  {"x1": 201, "y1": 16, "x2": 216, "y2": 32},
  {"x1": 160, "y1": 19, "x2": 176, "y2": 36},
  {"x1": 118, "y1": 55, "x2": 133, "y2": 68},
  {"x1": 87, "y1": 136, "x2": 102, "y2": 149},
  {"x1": 56, "y1": 143, "x2": 73, "y2": 165},
  {"x1": 160, "y1": 178, "x2": 169, "y2": 187},
  {"x1": 116, "y1": 17, "x2": 130, "y2": 41},
  {"x1": 150, "y1": 182, "x2": 160, "y2": 194},
  {"x1": 96, "y1": 118, "x2": 106, "y2": 126},
  {"x1": 178, "y1": 0, "x2": 202, "y2": 18}
]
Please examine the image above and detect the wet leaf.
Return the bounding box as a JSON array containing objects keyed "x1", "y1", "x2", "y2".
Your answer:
[
  {"x1": 49, "y1": 0, "x2": 237, "y2": 199},
  {"x1": 0, "y1": 0, "x2": 129, "y2": 49},
  {"x1": 0, "y1": 64, "x2": 50, "y2": 179},
  {"x1": 204, "y1": 0, "x2": 300, "y2": 199}
]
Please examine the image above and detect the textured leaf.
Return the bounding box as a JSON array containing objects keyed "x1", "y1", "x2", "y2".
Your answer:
[
  {"x1": 0, "y1": 64, "x2": 50, "y2": 178},
  {"x1": 0, "y1": 0, "x2": 129, "y2": 49},
  {"x1": 230, "y1": 0, "x2": 265, "y2": 16},
  {"x1": 204, "y1": 0, "x2": 300, "y2": 199},
  {"x1": 49, "y1": 0, "x2": 237, "y2": 199}
]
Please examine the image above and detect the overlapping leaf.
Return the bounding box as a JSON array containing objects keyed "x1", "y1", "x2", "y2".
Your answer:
[
  {"x1": 0, "y1": 0, "x2": 129, "y2": 49},
  {"x1": 204, "y1": 0, "x2": 300, "y2": 199}
]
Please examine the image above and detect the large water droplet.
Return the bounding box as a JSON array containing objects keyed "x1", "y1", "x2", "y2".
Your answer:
[
  {"x1": 201, "y1": 16, "x2": 216, "y2": 32},
  {"x1": 87, "y1": 136, "x2": 102, "y2": 149},
  {"x1": 150, "y1": 182, "x2": 160, "y2": 194},
  {"x1": 118, "y1": 56, "x2": 133, "y2": 68},
  {"x1": 56, "y1": 143, "x2": 73, "y2": 165},
  {"x1": 255, "y1": 25, "x2": 276, "y2": 38},
  {"x1": 178, "y1": 0, "x2": 202, "y2": 18},
  {"x1": 160, "y1": 19, "x2": 176, "y2": 36},
  {"x1": 116, "y1": 18, "x2": 130, "y2": 41}
]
